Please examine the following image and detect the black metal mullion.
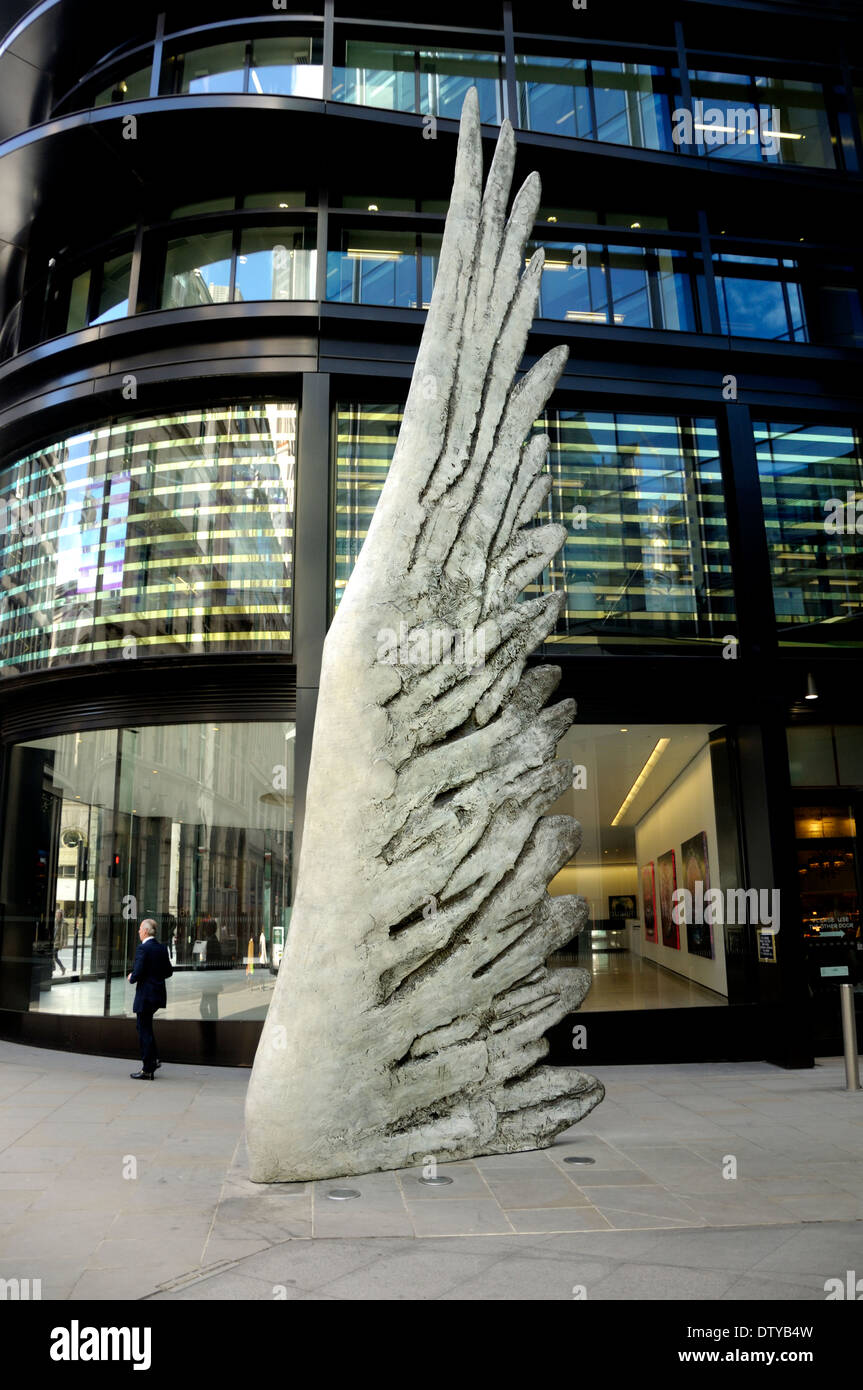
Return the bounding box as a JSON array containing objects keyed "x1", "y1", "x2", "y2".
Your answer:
[
  {"x1": 698, "y1": 210, "x2": 722, "y2": 337},
  {"x1": 127, "y1": 227, "x2": 145, "y2": 317},
  {"x1": 150, "y1": 13, "x2": 166, "y2": 99},
  {"x1": 323, "y1": 0, "x2": 335, "y2": 100},
  {"x1": 228, "y1": 227, "x2": 240, "y2": 303},
  {"x1": 503, "y1": 1, "x2": 518, "y2": 127},
  {"x1": 586, "y1": 57, "x2": 598, "y2": 140},
  {"x1": 719, "y1": 402, "x2": 777, "y2": 663}
]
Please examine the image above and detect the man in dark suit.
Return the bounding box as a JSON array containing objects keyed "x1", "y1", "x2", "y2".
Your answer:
[{"x1": 128, "y1": 919, "x2": 173, "y2": 1080}]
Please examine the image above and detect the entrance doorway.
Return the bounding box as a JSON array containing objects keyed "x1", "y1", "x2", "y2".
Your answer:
[{"x1": 794, "y1": 797, "x2": 862, "y2": 1049}]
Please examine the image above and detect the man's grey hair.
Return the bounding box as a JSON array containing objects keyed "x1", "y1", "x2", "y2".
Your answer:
[{"x1": 140, "y1": 919, "x2": 158, "y2": 937}]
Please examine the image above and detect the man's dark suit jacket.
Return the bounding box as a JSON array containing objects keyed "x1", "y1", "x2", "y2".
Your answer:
[{"x1": 129, "y1": 939, "x2": 173, "y2": 1013}]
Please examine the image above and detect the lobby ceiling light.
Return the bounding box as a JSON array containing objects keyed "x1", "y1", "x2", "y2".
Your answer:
[
  {"x1": 367, "y1": 203, "x2": 379, "y2": 211},
  {"x1": 611, "y1": 738, "x2": 671, "y2": 827},
  {"x1": 347, "y1": 248, "x2": 400, "y2": 260},
  {"x1": 565, "y1": 310, "x2": 624, "y2": 323},
  {"x1": 630, "y1": 222, "x2": 641, "y2": 229},
  {"x1": 805, "y1": 672, "x2": 818, "y2": 700},
  {"x1": 547, "y1": 215, "x2": 558, "y2": 223}
]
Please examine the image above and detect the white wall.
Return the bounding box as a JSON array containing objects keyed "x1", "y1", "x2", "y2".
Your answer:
[{"x1": 635, "y1": 743, "x2": 728, "y2": 997}]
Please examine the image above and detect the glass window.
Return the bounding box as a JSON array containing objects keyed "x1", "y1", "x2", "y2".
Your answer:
[
  {"x1": 335, "y1": 41, "x2": 415, "y2": 111},
  {"x1": 686, "y1": 70, "x2": 836, "y2": 168},
  {"x1": 517, "y1": 54, "x2": 591, "y2": 138},
  {"x1": 162, "y1": 231, "x2": 234, "y2": 308},
  {"x1": 91, "y1": 253, "x2": 133, "y2": 326},
  {"x1": 94, "y1": 67, "x2": 152, "y2": 107},
  {"x1": 714, "y1": 256, "x2": 807, "y2": 342},
  {"x1": 0, "y1": 403, "x2": 296, "y2": 675},
  {"x1": 335, "y1": 41, "x2": 502, "y2": 122},
  {"x1": 174, "y1": 42, "x2": 247, "y2": 95},
  {"x1": 516, "y1": 54, "x2": 673, "y2": 149},
  {"x1": 235, "y1": 227, "x2": 316, "y2": 301},
  {"x1": 334, "y1": 404, "x2": 734, "y2": 650},
  {"x1": 592, "y1": 61, "x2": 673, "y2": 150},
  {"x1": 535, "y1": 411, "x2": 733, "y2": 649},
  {"x1": 532, "y1": 242, "x2": 610, "y2": 323},
  {"x1": 687, "y1": 70, "x2": 766, "y2": 163},
  {"x1": 548, "y1": 723, "x2": 734, "y2": 1008},
  {"x1": 250, "y1": 36, "x2": 323, "y2": 98},
  {"x1": 66, "y1": 270, "x2": 91, "y2": 333},
  {"x1": 755, "y1": 421, "x2": 863, "y2": 646},
  {"x1": 529, "y1": 241, "x2": 702, "y2": 331},
  {"x1": 418, "y1": 48, "x2": 502, "y2": 124},
  {"x1": 755, "y1": 76, "x2": 836, "y2": 169},
  {"x1": 326, "y1": 230, "x2": 418, "y2": 307},
  {"x1": 0, "y1": 723, "x2": 294, "y2": 1018}
]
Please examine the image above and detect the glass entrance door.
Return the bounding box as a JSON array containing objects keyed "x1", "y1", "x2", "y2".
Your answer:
[{"x1": 794, "y1": 800, "x2": 861, "y2": 993}]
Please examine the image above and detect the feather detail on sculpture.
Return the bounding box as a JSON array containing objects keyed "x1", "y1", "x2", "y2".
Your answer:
[{"x1": 245, "y1": 88, "x2": 604, "y2": 1182}]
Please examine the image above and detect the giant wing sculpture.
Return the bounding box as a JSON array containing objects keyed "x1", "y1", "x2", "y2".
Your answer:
[{"x1": 246, "y1": 89, "x2": 604, "y2": 1182}]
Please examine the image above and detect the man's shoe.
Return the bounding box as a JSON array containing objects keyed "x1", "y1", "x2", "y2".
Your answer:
[
  {"x1": 130, "y1": 1070, "x2": 154, "y2": 1080},
  {"x1": 154, "y1": 1060, "x2": 162, "y2": 1070}
]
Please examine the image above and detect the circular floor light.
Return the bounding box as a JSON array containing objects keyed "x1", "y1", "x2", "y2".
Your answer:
[{"x1": 326, "y1": 1188, "x2": 361, "y2": 1200}]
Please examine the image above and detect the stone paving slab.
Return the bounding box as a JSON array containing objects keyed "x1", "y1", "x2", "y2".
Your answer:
[{"x1": 0, "y1": 1041, "x2": 860, "y2": 1300}]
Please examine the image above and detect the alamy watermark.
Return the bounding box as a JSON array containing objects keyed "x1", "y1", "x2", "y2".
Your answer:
[
  {"x1": 672, "y1": 102, "x2": 783, "y2": 157},
  {"x1": 376, "y1": 623, "x2": 486, "y2": 669},
  {"x1": 672, "y1": 882, "x2": 781, "y2": 934}
]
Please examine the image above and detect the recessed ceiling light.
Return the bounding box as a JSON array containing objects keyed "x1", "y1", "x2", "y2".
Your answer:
[
  {"x1": 612, "y1": 738, "x2": 671, "y2": 827},
  {"x1": 368, "y1": 203, "x2": 379, "y2": 212},
  {"x1": 630, "y1": 222, "x2": 641, "y2": 229},
  {"x1": 279, "y1": 202, "x2": 289, "y2": 209},
  {"x1": 620, "y1": 727, "x2": 628, "y2": 732},
  {"x1": 547, "y1": 215, "x2": 558, "y2": 223}
]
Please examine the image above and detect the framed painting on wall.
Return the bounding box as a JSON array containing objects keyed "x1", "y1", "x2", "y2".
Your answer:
[
  {"x1": 681, "y1": 829, "x2": 714, "y2": 959},
  {"x1": 609, "y1": 894, "x2": 637, "y2": 920},
  {"x1": 657, "y1": 849, "x2": 679, "y2": 949},
  {"x1": 641, "y1": 863, "x2": 657, "y2": 942}
]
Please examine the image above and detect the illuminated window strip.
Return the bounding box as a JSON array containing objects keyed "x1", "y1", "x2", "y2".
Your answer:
[{"x1": 0, "y1": 630, "x2": 294, "y2": 668}]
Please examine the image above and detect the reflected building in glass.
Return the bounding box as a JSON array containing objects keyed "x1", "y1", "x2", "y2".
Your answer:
[{"x1": 0, "y1": 0, "x2": 861, "y2": 1067}]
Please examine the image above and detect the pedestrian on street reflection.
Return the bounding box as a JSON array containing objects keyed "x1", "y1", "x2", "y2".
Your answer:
[{"x1": 128, "y1": 918, "x2": 173, "y2": 1080}]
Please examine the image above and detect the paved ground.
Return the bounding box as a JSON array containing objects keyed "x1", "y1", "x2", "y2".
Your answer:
[{"x1": 0, "y1": 1041, "x2": 860, "y2": 1300}]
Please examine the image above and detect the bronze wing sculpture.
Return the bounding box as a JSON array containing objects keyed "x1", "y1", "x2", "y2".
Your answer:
[{"x1": 245, "y1": 88, "x2": 604, "y2": 1182}]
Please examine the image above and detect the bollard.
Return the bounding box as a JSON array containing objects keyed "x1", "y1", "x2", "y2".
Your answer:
[{"x1": 839, "y1": 983, "x2": 860, "y2": 1091}]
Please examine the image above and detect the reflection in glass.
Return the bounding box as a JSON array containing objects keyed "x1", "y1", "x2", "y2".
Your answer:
[
  {"x1": 250, "y1": 37, "x2": 323, "y2": 97},
  {"x1": 94, "y1": 68, "x2": 152, "y2": 107},
  {"x1": 335, "y1": 41, "x2": 502, "y2": 123},
  {"x1": 418, "y1": 49, "x2": 502, "y2": 124},
  {"x1": 335, "y1": 42, "x2": 415, "y2": 111},
  {"x1": 162, "y1": 231, "x2": 234, "y2": 308},
  {"x1": 755, "y1": 421, "x2": 863, "y2": 645},
  {"x1": 236, "y1": 227, "x2": 316, "y2": 301},
  {"x1": 334, "y1": 405, "x2": 734, "y2": 648},
  {"x1": 714, "y1": 254, "x2": 807, "y2": 341},
  {"x1": 530, "y1": 241, "x2": 702, "y2": 331},
  {"x1": 0, "y1": 404, "x2": 297, "y2": 675},
  {"x1": 0, "y1": 724, "x2": 294, "y2": 1020},
  {"x1": 66, "y1": 270, "x2": 91, "y2": 333},
  {"x1": 92, "y1": 253, "x2": 133, "y2": 325},
  {"x1": 517, "y1": 54, "x2": 674, "y2": 149},
  {"x1": 327, "y1": 231, "x2": 418, "y2": 307},
  {"x1": 175, "y1": 42, "x2": 247, "y2": 94}
]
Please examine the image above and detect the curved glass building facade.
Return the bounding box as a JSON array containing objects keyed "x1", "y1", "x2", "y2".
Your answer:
[{"x1": 0, "y1": 0, "x2": 861, "y2": 1068}]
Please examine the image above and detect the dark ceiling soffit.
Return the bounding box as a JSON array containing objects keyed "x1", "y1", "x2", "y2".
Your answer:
[{"x1": 0, "y1": 656, "x2": 298, "y2": 742}]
